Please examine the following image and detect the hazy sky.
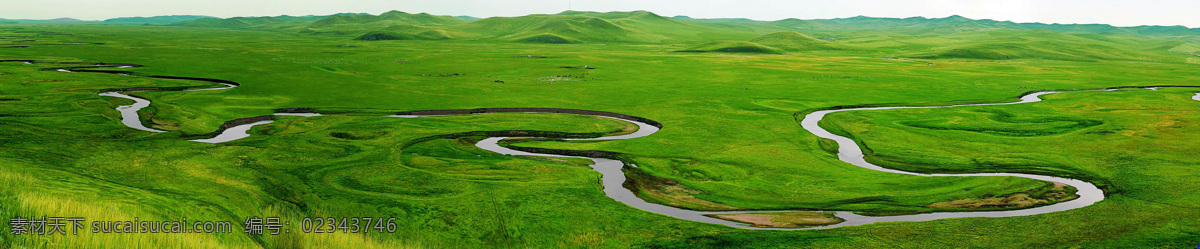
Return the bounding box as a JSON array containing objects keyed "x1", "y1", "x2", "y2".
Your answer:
[{"x1": 4, "y1": 0, "x2": 1198, "y2": 28}]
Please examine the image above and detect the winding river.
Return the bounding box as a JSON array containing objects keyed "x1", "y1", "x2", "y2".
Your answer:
[{"x1": 11, "y1": 60, "x2": 1200, "y2": 230}]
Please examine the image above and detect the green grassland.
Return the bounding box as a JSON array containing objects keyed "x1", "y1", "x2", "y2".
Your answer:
[{"x1": 1, "y1": 10, "x2": 1199, "y2": 248}]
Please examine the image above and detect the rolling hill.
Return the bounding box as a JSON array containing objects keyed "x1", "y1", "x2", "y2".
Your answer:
[
  {"x1": 171, "y1": 14, "x2": 335, "y2": 29},
  {"x1": 455, "y1": 16, "x2": 482, "y2": 21},
  {"x1": 338, "y1": 10, "x2": 773, "y2": 43},
  {"x1": 748, "y1": 31, "x2": 840, "y2": 51},
  {"x1": 454, "y1": 11, "x2": 686, "y2": 43},
  {"x1": 903, "y1": 29, "x2": 1155, "y2": 61},
  {"x1": 167, "y1": 10, "x2": 783, "y2": 43},
  {"x1": 104, "y1": 15, "x2": 216, "y2": 24},
  {"x1": 304, "y1": 11, "x2": 466, "y2": 35},
  {"x1": 150, "y1": 10, "x2": 1200, "y2": 62},
  {"x1": 769, "y1": 14, "x2": 1200, "y2": 38},
  {"x1": 676, "y1": 41, "x2": 784, "y2": 54},
  {"x1": 1168, "y1": 42, "x2": 1200, "y2": 54}
]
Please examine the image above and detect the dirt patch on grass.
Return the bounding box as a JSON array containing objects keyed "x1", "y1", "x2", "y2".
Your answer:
[
  {"x1": 623, "y1": 169, "x2": 736, "y2": 210},
  {"x1": 928, "y1": 194, "x2": 1043, "y2": 208},
  {"x1": 600, "y1": 122, "x2": 639, "y2": 136},
  {"x1": 706, "y1": 212, "x2": 843, "y2": 228},
  {"x1": 928, "y1": 181, "x2": 1078, "y2": 209}
]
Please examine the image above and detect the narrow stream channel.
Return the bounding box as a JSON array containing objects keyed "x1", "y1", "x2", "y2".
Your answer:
[
  {"x1": 189, "y1": 91, "x2": 1117, "y2": 230},
  {"x1": 96, "y1": 92, "x2": 166, "y2": 133}
]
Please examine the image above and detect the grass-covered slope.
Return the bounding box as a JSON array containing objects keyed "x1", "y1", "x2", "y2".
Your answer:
[
  {"x1": 103, "y1": 15, "x2": 216, "y2": 24},
  {"x1": 1167, "y1": 41, "x2": 1200, "y2": 54},
  {"x1": 512, "y1": 33, "x2": 579, "y2": 43},
  {"x1": 311, "y1": 10, "x2": 466, "y2": 27},
  {"x1": 355, "y1": 31, "x2": 430, "y2": 41},
  {"x1": 165, "y1": 10, "x2": 1200, "y2": 49},
  {"x1": 676, "y1": 41, "x2": 784, "y2": 53},
  {"x1": 354, "y1": 10, "x2": 777, "y2": 43},
  {"x1": 353, "y1": 24, "x2": 459, "y2": 40},
  {"x1": 170, "y1": 15, "x2": 327, "y2": 29},
  {"x1": 305, "y1": 11, "x2": 466, "y2": 36},
  {"x1": 903, "y1": 30, "x2": 1158, "y2": 61},
  {"x1": 454, "y1": 11, "x2": 682, "y2": 43},
  {"x1": 772, "y1": 14, "x2": 1200, "y2": 38},
  {"x1": 748, "y1": 31, "x2": 840, "y2": 51}
]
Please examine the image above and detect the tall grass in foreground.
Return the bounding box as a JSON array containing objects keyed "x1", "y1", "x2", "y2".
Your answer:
[
  {"x1": 0, "y1": 170, "x2": 250, "y2": 249},
  {"x1": 0, "y1": 170, "x2": 423, "y2": 249}
]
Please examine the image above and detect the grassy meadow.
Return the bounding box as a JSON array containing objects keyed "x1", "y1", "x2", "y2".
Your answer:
[{"x1": 1, "y1": 11, "x2": 1199, "y2": 248}]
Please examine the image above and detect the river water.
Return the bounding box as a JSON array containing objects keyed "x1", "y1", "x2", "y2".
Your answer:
[{"x1": 469, "y1": 91, "x2": 1107, "y2": 230}]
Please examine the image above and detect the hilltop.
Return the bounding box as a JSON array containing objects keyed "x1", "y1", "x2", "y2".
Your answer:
[
  {"x1": 171, "y1": 14, "x2": 333, "y2": 29},
  {"x1": 307, "y1": 11, "x2": 466, "y2": 35},
  {"x1": 454, "y1": 10, "x2": 680, "y2": 43},
  {"x1": 455, "y1": 16, "x2": 482, "y2": 21},
  {"x1": 770, "y1": 14, "x2": 1200, "y2": 38},
  {"x1": 169, "y1": 10, "x2": 775, "y2": 43},
  {"x1": 159, "y1": 10, "x2": 1200, "y2": 42}
]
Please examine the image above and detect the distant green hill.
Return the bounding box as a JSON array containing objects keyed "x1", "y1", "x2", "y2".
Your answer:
[
  {"x1": 906, "y1": 30, "x2": 1151, "y2": 61},
  {"x1": 748, "y1": 31, "x2": 840, "y2": 51},
  {"x1": 356, "y1": 31, "x2": 424, "y2": 41},
  {"x1": 310, "y1": 11, "x2": 464, "y2": 28},
  {"x1": 354, "y1": 28, "x2": 455, "y2": 41},
  {"x1": 304, "y1": 11, "x2": 465, "y2": 35},
  {"x1": 455, "y1": 11, "x2": 682, "y2": 43},
  {"x1": 163, "y1": 10, "x2": 1200, "y2": 42},
  {"x1": 670, "y1": 16, "x2": 795, "y2": 35},
  {"x1": 325, "y1": 10, "x2": 770, "y2": 43},
  {"x1": 104, "y1": 15, "x2": 216, "y2": 24},
  {"x1": 156, "y1": 9, "x2": 1200, "y2": 61},
  {"x1": 455, "y1": 16, "x2": 481, "y2": 22},
  {"x1": 171, "y1": 15, "x2": 329, "y2": 29},
  {"x1": 676, "y1": 41, "x2": 784, "y2": 54},
  {"x1": 770, "y1": 15, "x2": 1028, "y2": 35},
  {"x1": 770, "y1": 18, "x2": 823, "y2": 29},
  {"x1": 1168, "y1": 42, "x2": 1200, "y2": 53},
  {"x1": 513, "y1": 33, "x2": 580, "y2": 43},
  {"x1": 210, "y1": 10, "x2": 772, "y2": 44},
  {"x1": 772, "y1": 15, "x2": 1200, "y2": 37},
  {"x1": 350, "y1": 24, "x2": 459, "y2": 41},
  {"x1": 464, "y1": 15, "x2": 644, "y2": 43}
]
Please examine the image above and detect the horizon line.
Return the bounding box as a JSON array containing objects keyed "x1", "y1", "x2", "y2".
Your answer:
[{"x1": 6, "y1": 10, "x2": 1196, "y2": 29}]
